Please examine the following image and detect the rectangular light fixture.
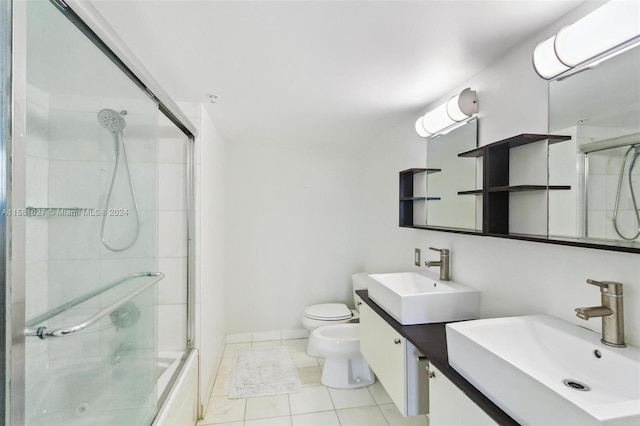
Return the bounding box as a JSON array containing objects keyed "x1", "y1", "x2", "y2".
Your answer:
[
  {"x1": 415, "y1": 88, "x2": 478, "y2": 138},
  {"x1": 533, "y1": 0, "x2": 640, "y2": 80}
]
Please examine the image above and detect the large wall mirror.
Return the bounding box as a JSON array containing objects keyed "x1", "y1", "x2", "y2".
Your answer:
[
  {"x1": 425, "y1": 119, "x2": 481, "y2": 232},
  {"x1": 548, "y1": 43, "x2": 640, "y2": 250}
]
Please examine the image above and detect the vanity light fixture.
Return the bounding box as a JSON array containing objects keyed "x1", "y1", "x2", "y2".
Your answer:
[
  {"x1": 415, "y1": 88, "x2": 478, "y2": 138},
  {"x1": 533, "y1": 0, "x2": 640, "y2": 80}
]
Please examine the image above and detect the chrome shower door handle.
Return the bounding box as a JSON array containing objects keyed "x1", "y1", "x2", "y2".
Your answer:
[{"x1": 25, "y1": 272, "x2": 164, "y2": 339}]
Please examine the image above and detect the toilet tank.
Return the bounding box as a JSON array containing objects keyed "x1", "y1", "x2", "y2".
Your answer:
[{"x1": 351, "y1": 273, "x2": 371, "y2": 311}]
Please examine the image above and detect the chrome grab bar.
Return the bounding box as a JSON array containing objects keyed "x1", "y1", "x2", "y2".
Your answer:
[
  {"x1": 26, "y1": 272, "x2": 163, "y2": 327},
  {"x1": 25, "y1": 272, "x2": 164, "y2": 339}
]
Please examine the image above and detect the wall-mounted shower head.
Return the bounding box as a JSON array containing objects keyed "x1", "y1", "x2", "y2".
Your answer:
[{"x1": 97, "y1": 109, "x2": 126, "y2": 134}]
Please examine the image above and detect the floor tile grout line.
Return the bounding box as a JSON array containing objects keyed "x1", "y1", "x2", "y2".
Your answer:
[
  {"x1": 374, "y1": 403, "x2": 392, "y2": 426},
  {"x1": 325, "y1": 384, "x2": 338, "y2": 414},
  {"x1": 241, "y1": 371, "x2": 248, "y2": 424},
  {"x1": 366, "y1": 384, "x2": 376, "y2": 404},
  {"x1": 286, "y1": 391, "x2": 293, "y2": 425}
]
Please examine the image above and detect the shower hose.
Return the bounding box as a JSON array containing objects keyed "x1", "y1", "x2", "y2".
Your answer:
[
  {"x1": 101, "y1": 131, "x2": 141, "y2": 251},
  {"x1": 612, "y1": 144, "x2": 640, "y2": 241}
]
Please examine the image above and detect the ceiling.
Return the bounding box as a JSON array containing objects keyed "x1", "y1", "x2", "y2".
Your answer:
[{"x1": 89, "y1": 0, "x2": 584, "y2": 146}]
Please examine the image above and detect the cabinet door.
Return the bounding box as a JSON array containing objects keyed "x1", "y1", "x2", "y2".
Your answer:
[
  {"x1": 360, "y1": 303, "x2": 406, "y2": 413},
  {"x1": 428, "y1": 365, "x2": 497, "y2": 426}
]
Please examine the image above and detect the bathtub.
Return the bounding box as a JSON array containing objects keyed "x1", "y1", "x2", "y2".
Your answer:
[
  {"x1": 24, "y1": 350, "x2": 194, "y2": 426},
  {"x1": 153, "y1": 349, "x2": 199, "y2": 426},
  {"x1": 157, "y1": 351, "x2": 186, "y2": 401}
]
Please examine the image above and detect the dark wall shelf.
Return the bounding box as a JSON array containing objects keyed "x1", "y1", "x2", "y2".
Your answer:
[
  {"x1": 399, "y1": 168, "x2": 441, "y2": 226},
  {"x1": 421, "y1": 133, "x2": 639, "y2": 252},
  {"x1": 404, "y1": 133, "x2": 575, "y2": 237},
  {"x1": 397, "y1": 134, "x2": 639, "y2": 252},
  {"x1": 458, "y1": 133, "x2": 572, "y2": 158},
  {"x1": 400, "y1": 197, "x2": 441, "y2": 201},
  {"x1": 473, "y1": 133, "x2": 571, "y2": 234},
  {"x1": 400, "y1": 168, "x2": 442, "y2": 175},
  {"x1": 488, "y1": 185, "x2": 571, "y2": 192}
]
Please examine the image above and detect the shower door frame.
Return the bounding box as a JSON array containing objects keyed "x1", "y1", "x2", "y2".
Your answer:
[
  {"x1": 6, "y1": 0, "x2": 199, "y2": 424},
  {"x1": 1, "y1": 0, "x2": 11, "y2": 422},
  {"x1": 8, "y1": 1, "x2": 27, "y2": 423}
]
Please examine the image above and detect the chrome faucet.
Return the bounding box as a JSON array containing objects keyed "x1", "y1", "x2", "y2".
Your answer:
[
  {"x1": 424, "y1": 247, "x2": 450, "y2": 281},
  {"x1": 575, "y1": 279, "x2": 625, "y2": 348}
]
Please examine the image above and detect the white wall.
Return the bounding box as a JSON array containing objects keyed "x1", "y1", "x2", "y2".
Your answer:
[
  {"x1": 225, "y1": 140, "x2": 366, "y2": 333},
  {"x1": 362, "y1": 2, "x2": 640, "y2": 347},
  {"x1": 196, "y1": 106, "x2": 227, "y2": 413},
  {"x1": 163, "y1": 102, "x2": 227, "y2": 415}
]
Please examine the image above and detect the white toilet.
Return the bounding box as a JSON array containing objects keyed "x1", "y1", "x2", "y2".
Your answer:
[{"x1": 302, "y1": 273, "x2": 375, "y2": 389}]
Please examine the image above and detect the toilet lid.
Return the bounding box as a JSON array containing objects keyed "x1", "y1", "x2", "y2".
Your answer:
[{"x1": 304, "y1": 303, "x2": 352, "y2": 321}]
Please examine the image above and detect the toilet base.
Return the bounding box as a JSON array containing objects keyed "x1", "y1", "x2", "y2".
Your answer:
[{"x1": 320, "y1": 354, "x2": 376, "y2": 389}]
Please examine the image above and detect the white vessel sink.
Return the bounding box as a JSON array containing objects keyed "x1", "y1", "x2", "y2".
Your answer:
[
  {"x1": 446, "y1": 315, "x2": 640, "y2": 425},
  {"x1": 367, "y1": 271, "x2": 479, "y2": 325}
]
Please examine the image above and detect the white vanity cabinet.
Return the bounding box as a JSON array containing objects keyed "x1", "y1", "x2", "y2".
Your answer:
[
  {"x1": 359, "y1": 302, "x2": 428, "y2": 416},
  {"x1": 428, "y1": 364, "x2": 497, "y2": 426}
]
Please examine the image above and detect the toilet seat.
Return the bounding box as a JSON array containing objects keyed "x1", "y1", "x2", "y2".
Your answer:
[
  {"x1": 304, "y1": 303, "x2": 352, "y2": 321},
  {"x1": 309, "y1": 323, "x2": 360, "y2": 358}
]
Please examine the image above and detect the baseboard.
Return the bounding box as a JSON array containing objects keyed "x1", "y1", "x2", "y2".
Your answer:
[{"x1": 226, "y1": 329, "x2": 309, "y2": 344}]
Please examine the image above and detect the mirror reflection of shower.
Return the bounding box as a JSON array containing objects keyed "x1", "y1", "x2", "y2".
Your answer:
[
  {"x1": 613, "y1": 144, "x2": 640, "y2": 240},
  {"x1": 97, "y1": 108, "x2": 141, "y2": 251}
]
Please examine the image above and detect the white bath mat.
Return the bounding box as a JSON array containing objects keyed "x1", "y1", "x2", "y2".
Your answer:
[{"x1": 228, "y1": 346, "x2": 301, "y2": 399}]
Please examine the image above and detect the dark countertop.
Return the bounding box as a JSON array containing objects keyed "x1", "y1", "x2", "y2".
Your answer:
[{"x1": 356, "y1": 290, "x2": 519, "y2": 426}]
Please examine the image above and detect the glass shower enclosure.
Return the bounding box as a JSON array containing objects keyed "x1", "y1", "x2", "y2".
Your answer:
[
  {"x1": 1, "y1": 0, "x2": 11, "y2": 420},
  {"x1": 4, "y1": 1, "x2": 196, "y2": 424},
  {"x1": 23, "y1": 1, "x2": 160, "y2": 424}
]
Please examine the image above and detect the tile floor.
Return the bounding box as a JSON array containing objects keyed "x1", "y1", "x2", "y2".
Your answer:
[{"x1": 197, "y1": 339, "x2": 429, "y2": 426}]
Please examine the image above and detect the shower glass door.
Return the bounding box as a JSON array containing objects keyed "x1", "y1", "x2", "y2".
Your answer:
[
  {"x1": 23, "y1": 1, "x2": 160, "y2": 424},
  {"x1": 1, "y1": 0, "x2": 10, "y2": 421}
]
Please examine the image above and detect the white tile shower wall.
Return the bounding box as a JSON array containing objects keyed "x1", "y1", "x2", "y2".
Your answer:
[
  {"x1": 156, "y1": 112, "x2": 190, "y2": 353},
  {"x1": 47, "y1": 259, "x2": 101, "y2": 308},
  {"x1": 362, "y1": 1, "x2": 640, "y2": 347},
  {"x1": 158, "y1": 257, "x2": 188, "y2": 305},
  {"x1": 158, "y1": 304, "x2": 188, "y2": 350},
  {"x1": 25, "y1": 87, "x2": 49, "y2": 159},
  {"x1": 579, "y1": 126, "x2": 640, "y2": 242},
  {"x1": 45, "y1": 93, "x2": 159, "y2": 265},
  {"x1": 35, "y1": 93, "x2": 159, "y2": 393},
  {"x1": 25, "y1": 89, "x2": 50, "y2": 306},
  {"x1": 158, "y1": 210, "x2": 188, "y2": 258},
  {"x1": 159, "y1": 163, "x2": 188, "y2": 211},
  {"x1": 48, "y1": 110, "x2": 101, "y2": 161},
  {"x1": 25, "y1": 83, "x2": 51, "y2": 408}
]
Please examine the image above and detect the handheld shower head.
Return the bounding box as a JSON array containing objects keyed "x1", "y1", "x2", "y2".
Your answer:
[
  {"x1": 97, "y1": 109, "x2": 126, "y2": 134},
  {"x1": 98, "y1": 107, "x2": 140, "y2": 252}
]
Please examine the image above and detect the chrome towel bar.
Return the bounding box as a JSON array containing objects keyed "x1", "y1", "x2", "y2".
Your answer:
[{"x1": 25, "y1": 272, "x2": 164, "y2": 339}]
